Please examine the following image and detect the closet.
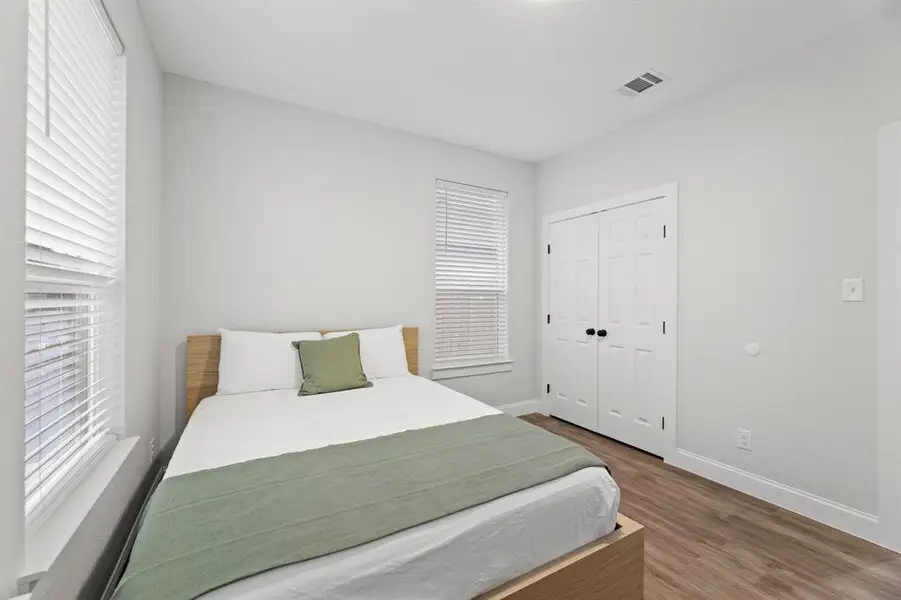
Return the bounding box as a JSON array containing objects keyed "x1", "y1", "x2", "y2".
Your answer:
[{"x1": 543, "y1": 185, "x2": 677, "y2": 458}]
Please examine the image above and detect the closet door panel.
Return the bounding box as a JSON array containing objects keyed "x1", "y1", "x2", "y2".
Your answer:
[
  {"x1": 597, "y1": 199, "x2": 669, "y2": 456},
  {"x1": 548, "y1": 214, "x2": 599, "y2": 430}
]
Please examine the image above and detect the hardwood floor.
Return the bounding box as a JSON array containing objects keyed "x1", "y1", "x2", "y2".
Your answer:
[{"x1": 523, "y1": 414, "x2": 901, "y2": 600}]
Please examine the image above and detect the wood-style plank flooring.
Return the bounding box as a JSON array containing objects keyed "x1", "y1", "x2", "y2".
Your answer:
[{"x1": 523, "y1": 414, "x2": 901, "y2": 600}]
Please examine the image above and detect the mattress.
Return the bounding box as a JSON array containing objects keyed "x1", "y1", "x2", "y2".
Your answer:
[{"x1": 167, "y1": 375, "x2": 620, "y2": 600}]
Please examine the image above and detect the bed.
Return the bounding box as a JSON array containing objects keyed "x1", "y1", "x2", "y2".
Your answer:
[{"x1": 133, "y1": 328, "x2": 644, "y2": 599}]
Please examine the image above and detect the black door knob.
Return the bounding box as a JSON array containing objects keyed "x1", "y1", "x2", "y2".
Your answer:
[
  {"x1": 585, "y1": 328, "x2": 596, "y2": 336},
  {"x1": 597, "y1": 329, "x2": 608, "y2": 338}
]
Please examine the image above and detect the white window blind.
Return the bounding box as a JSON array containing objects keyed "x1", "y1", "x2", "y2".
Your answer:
[
  {"x1": 434, "y1": 180, "x2": 509, "y2": 366},
  {"x1": 25, "y1": 0, "x2": 125, "y2": 517}
]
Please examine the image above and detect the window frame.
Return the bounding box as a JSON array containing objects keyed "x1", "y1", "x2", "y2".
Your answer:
[
  {"x1": 432, "y1": 179, "x2": 513, "y2": 380},
  {"x1": 23, "y1": 0, "x2": 126, "y2": 525}
]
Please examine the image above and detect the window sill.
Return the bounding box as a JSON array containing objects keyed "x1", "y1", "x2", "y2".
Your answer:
[
  {"x1": 20, "y1": 437, "x2": 141, "y2": 594},
  {"x1": 432, "y1": 359, "x2": 514, "y2": 380}
]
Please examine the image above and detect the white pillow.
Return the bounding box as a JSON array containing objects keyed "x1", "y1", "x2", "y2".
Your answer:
[
  {"x1": 217, "y1": 329, "x2": 321, "y2": 395},
  {"x1": 323, "y1": 325, "x2": 408, "y2": 379}
]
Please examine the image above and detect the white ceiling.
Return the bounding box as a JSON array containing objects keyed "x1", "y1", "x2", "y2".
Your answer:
[{"x1": 139, "y1": 0, "x2": 892, "y2": 161}]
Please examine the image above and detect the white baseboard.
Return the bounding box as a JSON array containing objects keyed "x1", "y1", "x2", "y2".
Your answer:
[
  {"x1": 669, "y1": 449, "x2": 882, "y2": 545},
  {"x1": 497, "y1": 399, "x2": 543, "y2": 416}
]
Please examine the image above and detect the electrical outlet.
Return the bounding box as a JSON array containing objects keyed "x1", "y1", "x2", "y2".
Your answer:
[{"x1": 737, "y1": 429, "x2": 752, "y2": 452}]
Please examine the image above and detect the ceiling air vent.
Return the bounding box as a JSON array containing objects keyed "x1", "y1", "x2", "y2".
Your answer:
[{"x1": 617, "y1": 70, "x2": 669, "y2": 97}]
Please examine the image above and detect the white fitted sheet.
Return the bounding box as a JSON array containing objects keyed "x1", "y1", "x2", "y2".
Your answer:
[{"x1": 167, "y1": 376, "x2": 620, "y2": 600}]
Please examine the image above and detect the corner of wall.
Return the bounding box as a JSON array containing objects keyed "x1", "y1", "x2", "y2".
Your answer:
[{"x1": 877, "y1": 121, "x2": 901, "y2": 552}]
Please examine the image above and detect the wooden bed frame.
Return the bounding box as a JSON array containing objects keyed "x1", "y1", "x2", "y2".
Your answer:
[{"x1": 185, "y1": 329, "x2": 645, "y2": 599}]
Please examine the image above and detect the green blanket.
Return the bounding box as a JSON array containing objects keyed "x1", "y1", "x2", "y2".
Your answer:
[{"x1": 112, "y1": 414, "x2": 606, "y2": 600}]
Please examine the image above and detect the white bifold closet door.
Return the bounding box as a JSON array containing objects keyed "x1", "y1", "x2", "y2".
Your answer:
[
  {"x1": 596, "y1": 199, "x2": 671, "y2": 457},
  {"x1": 548, "y1": 195, "x2": 674, "y2": 458},
  {"x1": 548, "y1": 213, "x2": 599, "y2": 431}
]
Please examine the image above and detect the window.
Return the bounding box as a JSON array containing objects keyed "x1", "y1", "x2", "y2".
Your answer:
[
  {"x1": 433, "y1": 179, "x2": 511, "y2": 378},
  {"x1": 24, "y1": 0, "x2": 125, "y2": 517}
]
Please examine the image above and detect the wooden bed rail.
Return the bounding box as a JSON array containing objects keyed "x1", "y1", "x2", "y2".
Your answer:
[{"x1": 480, "y1": 514, "x2": 644, "y2": 599}]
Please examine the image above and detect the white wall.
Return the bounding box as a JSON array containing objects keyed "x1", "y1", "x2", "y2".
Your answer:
[
  {"x1": 878, "y1": 121, "x2": 901, "y2": 552},
  {"x1": 0, "y1": 0, "x2": 28, "y2": 595},
  {"x1": 159, "y1": 75, "x2": 538, "y2": 446},
  {"x1": 113, "y1": 0, "x2": 163, "y2": 457},
  {"x1": 538, "y1": 13, "x2": 901, "y2": 528},
  {"x1": 0, "y1": 1, "x2": 162, "y2": 597}
]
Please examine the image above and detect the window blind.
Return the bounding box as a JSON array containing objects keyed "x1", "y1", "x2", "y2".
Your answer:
[
  {"x1": 25, "y1": 0, "x2": 125, "y2": 517},
  {"x1": 434, "y1": 180, "x2": 509, "y2": 366}
]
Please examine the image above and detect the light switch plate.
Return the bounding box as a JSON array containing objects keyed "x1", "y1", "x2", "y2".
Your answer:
[{"x1": 842, "y1": 278, "x2": 865, "y2": 302}]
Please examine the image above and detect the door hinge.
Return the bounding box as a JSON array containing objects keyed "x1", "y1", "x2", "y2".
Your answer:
[
  {"x1": 662, "y1": 320, "x2": 666, "y2": 335},
  {"x1": 547, "y1": 314, "x2": 551, "y2": 324},
  {"x1": 546, "y1": 383, "x2": 551, "y2": 394},
  {"x1": 547, "y1": 244, "x2": 551, "y2": 254},
  {"x1": 662, "y1": 417, "x2": 666, "y2": 430},
  {"x1": 663, "y1": 225, "x2": 667, "y2": 239}
]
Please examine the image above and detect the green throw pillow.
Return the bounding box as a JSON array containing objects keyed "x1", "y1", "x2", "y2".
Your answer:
[{"x1": 292, "y1": 333, "x2": 370, "y2": 395}]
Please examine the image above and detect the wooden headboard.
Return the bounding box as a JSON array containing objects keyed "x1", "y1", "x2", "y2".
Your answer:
[{"x1": 185, "y1": 327, "x2": 419, "y2": 419}]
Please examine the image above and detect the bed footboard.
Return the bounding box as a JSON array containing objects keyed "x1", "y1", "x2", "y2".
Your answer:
[{"x1": 478, "y1": 513, "x2": 644, "y2": 600}]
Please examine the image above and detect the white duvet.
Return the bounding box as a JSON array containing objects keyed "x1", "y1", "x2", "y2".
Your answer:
[{"x1": 167, "y1": 375, "x2": 620, "y2": 600}]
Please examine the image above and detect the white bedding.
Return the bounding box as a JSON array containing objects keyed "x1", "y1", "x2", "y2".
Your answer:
[{"x1": 167, "y1": 375, "x2": 620, "y2": 600}]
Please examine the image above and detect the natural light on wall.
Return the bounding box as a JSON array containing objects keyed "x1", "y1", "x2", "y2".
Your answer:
[{"x1": 24, "y1": 0, "x2": 125, "y2": 519}]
